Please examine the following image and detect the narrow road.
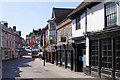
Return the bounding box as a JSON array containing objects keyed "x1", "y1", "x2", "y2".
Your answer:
[
  {"x1": 2, "y1": 51, "x2": 105, "y2": 80},
  {"x1": 2, "y1": 53, "x2": 64, "y2": 79}
]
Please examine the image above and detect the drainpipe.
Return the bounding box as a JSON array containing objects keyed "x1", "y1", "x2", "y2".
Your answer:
[{"x1": 85, "y1": 8, "x2": 91, "y2": 75}]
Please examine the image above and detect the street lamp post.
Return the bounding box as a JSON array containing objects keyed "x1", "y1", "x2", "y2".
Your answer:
[
  {"x1": 42, "y1": 47, "x2": 45, "y2": 66},
  {"x1": 43, "y1": 50, "x2": 45, "y2": 66}
]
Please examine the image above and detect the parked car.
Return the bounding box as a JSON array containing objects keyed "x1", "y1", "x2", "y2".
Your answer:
[{"x1": 31, "y1": 49, "x2": 40, "y2": 58}]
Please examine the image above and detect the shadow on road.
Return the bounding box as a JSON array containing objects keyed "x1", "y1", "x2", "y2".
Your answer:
[{"x1": 2, "y1": 51, "x2": 35, "y2": 79}]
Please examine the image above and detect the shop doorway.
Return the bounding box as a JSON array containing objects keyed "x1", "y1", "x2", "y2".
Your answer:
[{"x1": 76, "y1": 43, "x2": 85, "y2": 72}]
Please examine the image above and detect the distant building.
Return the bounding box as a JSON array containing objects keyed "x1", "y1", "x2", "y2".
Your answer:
[
  {"x1": 0, "y1": 21, "x2": 15, "y2": 60},
  {"x1": 26, "y1": 35, "x2": 30, "y2": 46},
  {"x1": 26, "y1": 28, "x2": 42, "y2": 49},
  {"x1": 47, "y1": 7, "x2": 74, "y2": 64}
]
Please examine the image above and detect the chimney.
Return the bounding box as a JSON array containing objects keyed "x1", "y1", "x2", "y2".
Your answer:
[
  {"x1": 13, "y1": 26, "x2": 16, "y2": 31},
  {"x1": 4, "y1": 23, "x2": 8, "y2": 27},
  {"x1": 19, "y1": 31, "x2": 21, "y2": 36}
]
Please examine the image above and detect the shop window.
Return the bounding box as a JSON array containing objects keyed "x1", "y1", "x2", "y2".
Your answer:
[
  {"x1": 91, "y1": 40, "x2": 98, "y2": 67},
  {"x1": 61, "y1": 50, "x2": 65, "y2": 65},
  {"x1": 115, "y1": 37, "x2": 120, "y2": 70},
  {"x1": 58, "y1": 31, "x2": 61, "y2": 42},
  {"x1": 105, "y1": 2, "x2": 117, "y2": 27},
  {"x1": 5, "y1": 52, "x2": 8, "y2": 58},
  {"x1": 67, "y1": 50, "x2": 71, "y2": 67},
  {"x1": 101, "y1": 38, "x2": 112, "y2": 69},
  {"x1": 58, "y1": 51, "x2": 60, "y2": 64}
]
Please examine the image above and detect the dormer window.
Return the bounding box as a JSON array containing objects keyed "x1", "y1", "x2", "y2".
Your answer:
[{"x1": 105, "y1": 2, "x2": 117, "y2": 27}]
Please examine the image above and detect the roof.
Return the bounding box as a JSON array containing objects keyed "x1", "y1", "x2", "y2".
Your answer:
[
  {"x1": 52, "y1": 8, "x2": 74, "y2": 18},
  {"x1": 68, "y1": 1, "x2": 101, "y2": 19},
  {"x1": 49, "y1": 8, "x2": 74, "y2": 24},
  {"x1": 42, "y1": 25, "x2": 48, "y2": 34},
  {"x1": 68, "y1": 2, "x2": 90, "y2": 18},
  {"x1": 33, "y1": 29, "x2": 39, "y2": 34},
  {"x1": 1, "y1": 24, "x2": 15, "y2": 35}
]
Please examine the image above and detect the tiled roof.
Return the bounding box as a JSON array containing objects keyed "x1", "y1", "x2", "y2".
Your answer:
[
  {"x1": 67, "y1": 2, "x2": 91, "y2": 18},
  {"x1": 68, "y1": 0, "x2": 101, "y2": 18},
  {"x1": 49, "y1": 8, "x2": 74, "y2": 24},
  {"x1": 53, "y1": 8, "x2": 74, "y2": 19}
]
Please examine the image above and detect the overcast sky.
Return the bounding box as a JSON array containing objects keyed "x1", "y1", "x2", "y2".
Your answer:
[{"x1": 0, "y1": 2, "x2": 81, "y2": 39}]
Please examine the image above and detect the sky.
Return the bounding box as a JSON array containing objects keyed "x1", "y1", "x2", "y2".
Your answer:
[{"x1": 0, "y1": 2, "x2": 81, "y2": 39}]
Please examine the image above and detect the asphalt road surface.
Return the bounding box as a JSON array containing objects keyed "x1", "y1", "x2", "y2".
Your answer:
[
  {"x1": 2, "y1": 53, "x2": 65, "y2": 79},
  {"x1": 2, "y1": 50, "x2": 109, "y2": 80}
]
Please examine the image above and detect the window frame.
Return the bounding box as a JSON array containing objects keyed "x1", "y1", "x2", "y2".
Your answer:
[
  {"x1": 101, "y1": 38, "x2": 112, "y2": 69},
  {"x1": 91, "y1": 40, "x2": 99, "y2": 67},
  {"x1": 76, "y1": 16, "x2": 81, "y2": 30},
  {"x1": 58, "y1": 31, "x2": 61, "y2": 42},
  {"x1": 68, "y1": 26, "x2": 72, "y2": 39},
  {"x1": 115, "y1": 36, "x2": 120, "y2": 71},
  {"x1": 105, "y1": 2, "x2": 117, "y2": 28}
]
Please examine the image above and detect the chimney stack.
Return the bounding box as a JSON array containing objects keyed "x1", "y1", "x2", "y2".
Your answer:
[
  {"x1": 19, "y1": 31, "x2": 21, "y2": 36},
  {"x1": 13, "y1": 26, "x2": 16, "y2": 31},
  {"x1": 4, "y1": 23, "x2": 8, "y2": 27}
]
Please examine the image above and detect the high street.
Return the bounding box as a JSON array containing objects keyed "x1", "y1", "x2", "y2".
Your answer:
[{"x1": 2, "y1": 50, "x2": 95, "y2": 79}]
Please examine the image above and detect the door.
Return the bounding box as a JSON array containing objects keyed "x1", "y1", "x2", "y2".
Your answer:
[{"x1": 76, "y1": 43, "x2": 85, "y2": 72}]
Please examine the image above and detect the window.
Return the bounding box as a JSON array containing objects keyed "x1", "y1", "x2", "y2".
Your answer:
[
  {"x1": 76, "y1": 16, "x2": 81, "y2": 30},
  {"x1": 67, "y1": 50, "x2": 71, "y2": 67},
  {"x1": 105, "y1": 2, "x2": 117, "y2": 27},
  {"x1": 91, "y1": 40, "x2": 98, "y2": 67},
  {"x1": 63, "y1": 29, "x2": 66, "y2": 36},
  {"x1": 61, "y1": 50, "x2": 65, "y2": 65},
  {"x1": 58, "y1": 51, "x2": 60, "y2": 64},
  {"x1": 61, "y1": 29, "x2": 66, "y2": 42},
  {"x1": 58, "y1": 31, "x2": 61, "y2": 42},
  {"x1": 68, "y1": 26, "x2": 72, "y2": 39},
  {"x1": 5, "y1": 52, "x2": 8, "y2": 57},
  {"x1": 50, "y1": 36, "x2": 55, "y2": 44},
  {"x1": 101, "y1": 38, "x2": 112, "y2": 69},
  {"x1": 10, "y1": 41, "x2": 11, "y2": 47},
  {"x1": 7, "y1": 40, "x2": 8, "y2": 47},
  {"x1": 115, "y1": 36, "x2": 120, "y2": 70},
  {"x1": 50, "y1": 22, "x2": 55, "y2": 30}
]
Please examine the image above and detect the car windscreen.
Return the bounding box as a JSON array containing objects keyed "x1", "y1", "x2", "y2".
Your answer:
[{"x1": 32, "y1": 51, "x2": 38, "y2": 55}]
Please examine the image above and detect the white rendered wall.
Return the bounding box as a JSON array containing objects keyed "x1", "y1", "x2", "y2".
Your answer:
[
  {"x1": 87, "y1": 2, "x2": 105, "y2": 32},
  {"x1": 72, "y1": 13, "x2": 86, "y2": 38},
  {"x1": 86, "y1": 37, "x2": 89, "y2": 66}
]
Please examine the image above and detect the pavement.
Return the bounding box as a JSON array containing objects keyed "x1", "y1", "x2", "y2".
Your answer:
[{"x1": 2, "y1": 51, "x2": 107, "y2": 80}]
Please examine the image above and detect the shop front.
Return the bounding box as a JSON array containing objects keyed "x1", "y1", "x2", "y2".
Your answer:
[
  {"x1": 56, "y1": 45, "x2": 62, "y2": 66},
  {"x1": 47, "y1": 45, "x2": 56, "y2": 64},
  {"x1": 88, "y1": 27, "x2": 120, "y2": 79},
  {"x1": 66, "y1": 43, "x2": 74, "y2": 70},
  {"x1": 56, "y1": 43, "x2": 74, "y2": 70}
]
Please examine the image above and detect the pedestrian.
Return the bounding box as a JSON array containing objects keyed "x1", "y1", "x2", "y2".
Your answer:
[{"x1": 12, "y1": 54, "x2": 14, "y2": 59}]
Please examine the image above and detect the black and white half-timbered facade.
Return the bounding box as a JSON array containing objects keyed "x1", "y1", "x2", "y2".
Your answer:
[{"x1": 68, "y1": 0, "x2": 120, "y2": 79}]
